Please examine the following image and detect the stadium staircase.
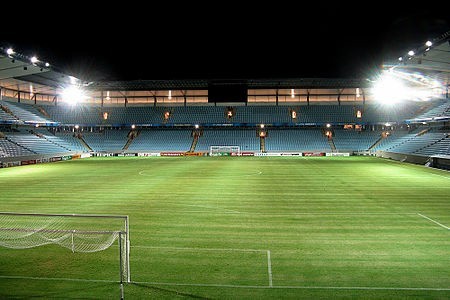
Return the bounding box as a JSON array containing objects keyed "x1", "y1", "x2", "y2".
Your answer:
[
  {"x1": 327, "y1": 138, "x2": 336, "y2": 152},
  {"x1": 417, "y1": 128, "x2": 431, "y2": 136},
  {"x1": 30, "y1": 130, "x2": 72, "y2": 152},
  {"x1": 5, "y1": 136, "x2": 36, "y2": 154},
  {"x1": 35, "y1": 105, "x2": 51, "y2": 118},
  {"x1": 77, "y1": 135, "x2": 93, "y2": 151},
  {"x1": 0, "y1": 104, "x2": 17, "y2": 119},
  {"x1": 368, "y1": 133, "x2": 385, "y2": 151},
  {"x1": 260, "y1": 136, "x2": 266, "y2": 153},
  {"x1": 189, "y1": 131, "x2": 200, "y2": 152},
  {"x1": 123, "y1": 130, "x2": 140, "y2": 150}
]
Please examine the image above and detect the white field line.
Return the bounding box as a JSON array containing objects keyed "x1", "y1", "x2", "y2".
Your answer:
[
  {"x1": 139, "y1": 211, "x2": 419, "y2": 216},
  {"x1": 183, "y1": 204, "x2": 242, "y2": 214},
  {"x1": 0, "y1": 275, "x2": 115, "y2": 283},
  {"x1": 131, "y1": 281, "x2": 450, "y2": 291},
  {"x1": 267, "y1": 250, "x2": 273, "y2": 287},
  {"x1": 1, "y1": 275, "x2": 449, "y2": 291},
  {"x1": 428, "y1": 173, "x2": 450, "y2": 180},
  {"x1": 418, "y1": 213, "x2": 450, "y2": 230},
  {"x1": 131, "y1": 245, "x2": 267, "y2": 252}
]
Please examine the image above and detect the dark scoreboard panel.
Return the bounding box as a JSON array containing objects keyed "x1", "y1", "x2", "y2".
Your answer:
[{"x1": 208, "y1": 82, "x2": 248, "y2": 103}]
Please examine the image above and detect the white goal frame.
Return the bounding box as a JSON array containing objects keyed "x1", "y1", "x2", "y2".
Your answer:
[
  {"x1": 0, "y1": 212, "x2": 130, "y2": 285},
  {"x1": 209, "y1": 145, "x2": 241, "y2": 156}
]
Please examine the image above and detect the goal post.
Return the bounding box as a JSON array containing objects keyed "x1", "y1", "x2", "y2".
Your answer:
[
  {"x1": 0, "y1": 212, "x2": 130, "y2": 284},
  {"x1": 209, "y1": 145, "x2": 240, "y2": 156}
]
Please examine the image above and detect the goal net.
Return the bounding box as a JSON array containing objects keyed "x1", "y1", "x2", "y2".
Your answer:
[
  {"x1": 209, "y1": 145, "x2": 240, "y2": 156},
  {"x1": 0, "y1": 212, "x2": 130, "y2": 283}
]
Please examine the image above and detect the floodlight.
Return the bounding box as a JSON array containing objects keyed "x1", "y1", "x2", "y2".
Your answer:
[
  {"x1": 326, "y1": 123, "x2": 331, "y2": 128},
  {"x1": 260, "y1": 124, "x2": 265, "y2": 129},
  {"x1": 372, "y1": 71, "x2": 409, "y2": 104},
  {"x1": 74, "y1": 125, "x2": 79, "y2": 129},
  {"x1": 45, "y1": 62, "x2": 50, "y2": 67},
  {"x1": 6, "y1": 48, "x2": 14, "y2": 56},
  {"x1": 408, "y1": 50, "x2": 415, "y2": 56},
  {"x1": 425, "y1": 41, "x2": 432, "y2": 47},
  {"x1": 131, "y1": 124, "x2": 136, "y2": 129},
  {"x1": 194, "y1": 124, "x2": 199, "y2": 129},
  {"x1": 61, "y1": 86, "x2": 85, "y2": 105},
  {"x1": 30, "y1": 56, "x2": 38, "y2": 64},
  {"x1": 69, "y1": 76, "x2": 78, "y2": 85},
  {"x1": 398, "y1": 57, "x2": 403, "y2": 61}
]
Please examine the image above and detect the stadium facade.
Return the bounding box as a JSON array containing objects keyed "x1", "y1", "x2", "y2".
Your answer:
[{"x1": 0, "y1": 31, "x2": 449, "y2": 169}]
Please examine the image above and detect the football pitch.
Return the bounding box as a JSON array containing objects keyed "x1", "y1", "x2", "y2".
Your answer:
[{"x1": 0, "y1": 156, "x2": 449, "y2": 299}]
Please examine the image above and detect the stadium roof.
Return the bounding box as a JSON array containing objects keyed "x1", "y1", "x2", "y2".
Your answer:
[
  {"x1": 1, "y1": 30, "x2": 449, "y2": 96},
  {"x1": 0, "y1": 47, "x2": 83, "y2": 96},
  {"x1": 383, "y1": 30, "x2": 450, "y2": 89},
  {"x1": 86, "y1": 78, "x2": 370, "y2": 91}
]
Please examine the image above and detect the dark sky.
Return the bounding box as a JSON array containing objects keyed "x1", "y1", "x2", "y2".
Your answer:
[{"x1": 2, "y1": 3, "x2": 449, "y2": 82}]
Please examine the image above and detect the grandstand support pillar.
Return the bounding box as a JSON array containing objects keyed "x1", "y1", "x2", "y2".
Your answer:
[
  {"x1": 101, "y1": 91, "x2": 104, "y2": 107},
  {"x1": 276, "y1": 89, "x2": 279, "y2": 106},
  {"x1": 337, "y1": 88, "x2": 344, "y2": 106},
  {"x1": 53, "y1": 95, "x2": 58, "y2": 106},
  {"x1": 153, "y1": 94, "x2": 157, "y2": 107},
  {"x1": 125, "y1": 97, "x2": 128, "y2": 107},
  {"x1": 17, "y1": 90, "x2": 20, "y2": 103},
  {"x1": 32, "y1": 93, "x2": 37, "y2": 104},
  {"x1": 307, "y1": 90, "x2": 310, "y2": 106},
  {"x1": 183, "y1": 90, "x2": 187, "y2": 107},
  {"x1": 362, "y1": 88, "x2": 366, "y2": 107},
  {"x1": 0, "y1": 87, "x2": 2, "y2": 100}
]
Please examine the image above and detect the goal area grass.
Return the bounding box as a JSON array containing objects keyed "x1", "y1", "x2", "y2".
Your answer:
[{"x1": 0, "y1": 156, "x2": 449, "y2": 299}]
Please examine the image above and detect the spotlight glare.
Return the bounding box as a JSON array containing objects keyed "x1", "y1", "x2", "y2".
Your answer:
[
  {"x1": 61, "y1": 86, "x2": 86, "y2": 105},
  {"x1": 372, "y1": 71, "x2": 408, "y2": 104},
  {"x1": 30, "y1": 56, "x2": 38, "y2": 64},
  {"x1": 408, "y1": 50, "x2": 415, "y2": 56},
  {"x1": 6, "y1": 48, "x2": 14, "y2": 56},
  {"x1": 425, "y1": 41, "x2": 432, "y2": 47}
]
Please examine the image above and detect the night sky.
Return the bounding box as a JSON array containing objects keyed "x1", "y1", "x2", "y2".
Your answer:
[{"x1": 2, "y1": 3, "x2": 448, "y2": 82}]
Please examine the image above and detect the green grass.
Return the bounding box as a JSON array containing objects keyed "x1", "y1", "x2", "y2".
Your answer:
[{"x1": 0, "y1": 156, "x2": 449, "y2": 299}]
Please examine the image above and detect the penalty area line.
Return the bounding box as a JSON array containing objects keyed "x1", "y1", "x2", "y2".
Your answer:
[
  {"x1": 131, "y1": 280, "x2": 450, "y2": 291},
  {"x1": 0, "y1": 275, "x2": 116, "y2": 283},
  {"x1": 418, "y1": 213, "x2": 450, "y2": 230},
  {"x1": 267, "y1": 250, "x2": 273, "y2": 287},
  {"x1": 132, "y1": 245, "x2": 268, "y2": 252},
  {"x1": 2, "y1": 276, "x2": 449, "y2": 291}
]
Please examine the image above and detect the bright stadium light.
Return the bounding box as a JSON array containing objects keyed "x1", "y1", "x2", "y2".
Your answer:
[
  {"x1": 372, "y1": 71, "x2": 409, "y2": 104},
  {"x1": 408, "y1": 50, "x2": 415, "y2": 56},
  {"x1": 6, "y1": 48, "x2": 14, "y2": 56},
  {"x1": 372, "y1": 69, "x2": 441, "y2": 103},
  {"x1": 425, "y1": 41, "x2": 432, "y2": 47},
  {"x1": 30, "y1": 56, "x2": 38, "y2": 64},
  {"x1": 45, "y1": 62, "x2": 50, "y2": 67},
  {"x1": 61, "y1": 86, "x2": 86, "y2": 105}
]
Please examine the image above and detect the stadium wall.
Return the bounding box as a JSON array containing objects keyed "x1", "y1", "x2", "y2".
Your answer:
[{"x1": 376, "y1": 151, "x2": 429, "y2": 165}]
